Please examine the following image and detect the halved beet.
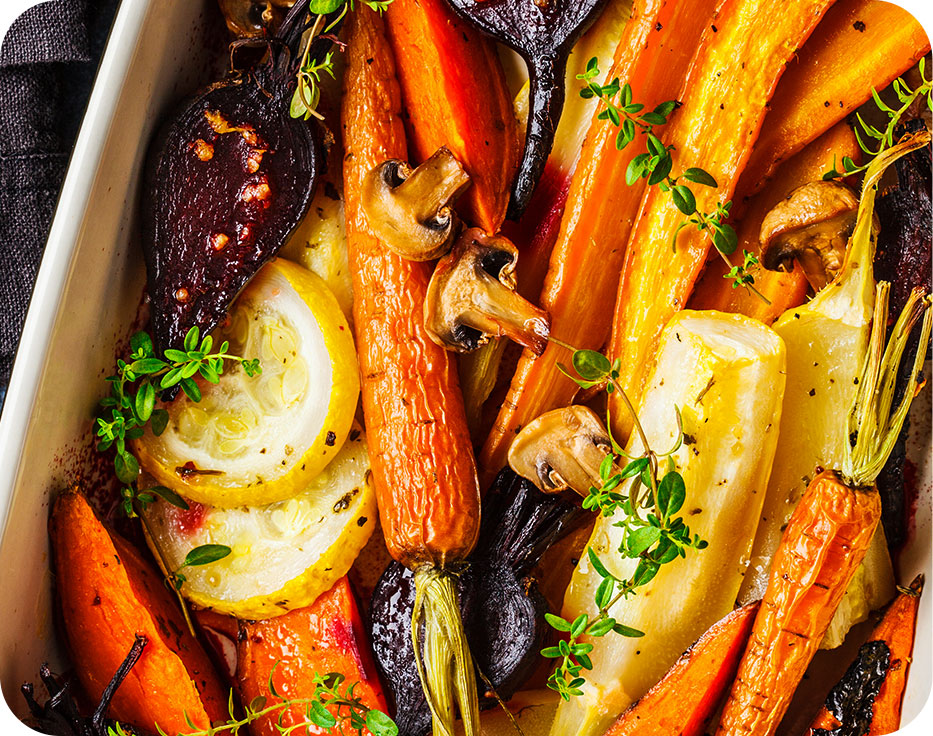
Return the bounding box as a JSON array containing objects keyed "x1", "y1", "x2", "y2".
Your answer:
[
  {"x1": 142, "y1": 0, "x2": 324, "y2": 355},
  {"x1": 369, "y1": 469, "x2": 585, "y2": 735},
  {"x1": 443, "y1": 0, "x2": 608, "y2": 220}
]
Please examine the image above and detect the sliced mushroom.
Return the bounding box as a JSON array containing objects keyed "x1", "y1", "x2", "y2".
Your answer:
[
  {"x1": 425, "y1": 228, "x2": 550, "y2": 354},
  {"x1": 361, "y1": 147, "x2": 471, "y2": 261},
  {"x1": 508, "y1": 406, "x2": 615, "y2": 497},
  {"x1": 759, "y1": 180, "x2": 876, "y2": 291},
  {"x1": 217, "y1": 0, "x2": 295, "y2": 37}
]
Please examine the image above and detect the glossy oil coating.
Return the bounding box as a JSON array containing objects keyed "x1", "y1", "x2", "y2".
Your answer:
[
  {"x1": 480, "y1": 0, "x2": 718, "y2": 479},
  {"x1": 608, "y1": 0, "x2": 835, "y2": 441},
  {"x1": 341, "y1": 8, "x2": 480, "y2": 569}
]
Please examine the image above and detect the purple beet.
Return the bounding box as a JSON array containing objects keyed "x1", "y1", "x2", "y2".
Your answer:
[{"x1": 141, "y1": 0, "x2": 324, "y2": 356}]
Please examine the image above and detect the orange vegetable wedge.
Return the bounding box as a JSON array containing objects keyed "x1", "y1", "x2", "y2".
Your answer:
[
  {"x1": 49, "y1": 490, "x2": 227, "y2": 734},
  {"x1": 480, "y1": 0, "x2": 720, "y2": 479},
  {"x1": 607, "y1": 0, "x2": 835, "y2": 439},
  {"x1": 604, "y1": 601, "x2": 760, "y2": 736},
  {"x1": 237, "y1": 577, "x2": 389, "y2": 736},
  {"x1": 745, "y1": 0, "x2": 930, "y2": 191},
  {"x1": 688, "y1": 120, "x2": 860, "y2": 323},
  {"x1": 384, "y1": 0, "x2": 518, "y2": 233}
]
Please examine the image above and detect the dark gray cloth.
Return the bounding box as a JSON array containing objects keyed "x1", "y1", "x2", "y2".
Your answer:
[{"x1": 0, "y1": 0, "x2": 119, "y2": 409}]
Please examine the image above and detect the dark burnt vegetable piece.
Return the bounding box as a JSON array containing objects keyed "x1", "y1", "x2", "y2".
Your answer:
[
  {"x1": 442, "y1": 0, "x2": 609, "y2": 220},
  {"x1": 217, "y1": 0, "x2": 297, "y2": 37},
  {"x1": 369, "y1": 469, "x2": 586, "y2": 736},
  {"x1": 809, "y1": 640, "x2": 891, "y2": 736},
  {"x1": 21, "y1": 635, "x2": 149, "y2": 736},
  {"x1": 142, "y1": 0, "x2": 326, "y2": 358}
]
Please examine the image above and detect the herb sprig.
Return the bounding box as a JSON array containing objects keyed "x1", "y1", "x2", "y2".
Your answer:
[
  {"x1": 95, "y1": 325, "x2": 256, "y2": 632},
  {"x1": 541, "y1": 347, "x2": 707, "y2": 700},
  {"x1": 578, "y1": 57, "x2": 768, "y2": 303},
  {"x1": 114, "y1": 667, "x2": 398, "y2": 736},
  {"x1": 291, "y1": 0, "x2": 394, "y2": 121},
  {"x1": 824, "y1": 60, "x2": 933, "y2": 180}
]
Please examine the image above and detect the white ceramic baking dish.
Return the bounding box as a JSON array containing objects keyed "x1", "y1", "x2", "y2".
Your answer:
[{"x1": 0, "y1": 0, "x2": 931, "y2": 734}]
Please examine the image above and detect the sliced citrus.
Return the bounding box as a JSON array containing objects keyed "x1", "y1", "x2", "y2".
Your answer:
[
  {"x1": 141, "y1": 427, "x2": 376, "y2": 619},
  {"x1": 134, "y1": 257, "x2": 359, "y2": 508}
]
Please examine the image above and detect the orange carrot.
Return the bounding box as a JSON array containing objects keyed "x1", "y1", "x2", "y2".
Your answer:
[
  {"x1": 384, "y1": 0, "x2": 518, "y2": 233},
  {"x1": 237, "y1": 577, "x2": 389, "y2": 736},
  {"x1": 50, "y1": 490, "x2": 227, "y2": 734},
  {"x1": 479, "y1": 0, "x2": 720, "y2": 480},
  {"x1": 604, "y1": 601, "x2": 759, "y2": 736},
  {"x1": 607, "y1": 0, "x2": 835, "y2": 440},
  {"x1": 745, "y1": 0, "x2": 930, "y2": 191},
  {"x1": 689, "y1": 120, "x2": 860, "y2": 323},
  {"x1": 868, "y1": 575, "x2": 924, "y2": 735},
  {"x1": 342, "y1": 9, "x2": 481, "y2": 735},
  {"x1": 715, "y1": 471, "x2": 881, "y2": 736}
]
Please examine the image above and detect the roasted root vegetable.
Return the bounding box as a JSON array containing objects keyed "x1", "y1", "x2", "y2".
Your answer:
[
  {"x1": 236, "y1": 577, "x2": 389, "y2": 736},
  {"x1": 342, "y1": 10, "x2": 482, "y2": 736},
  {"x1": 716, "y1": 282, "x2": 933, "y2": 736},
  {"x1": 607, "y1": 0, "x2": 834, "y2": 441},
  {"x1": 141, "y1": 427, "x2": 376, "y2": 619},
  {"x1": 604, "y1": 601, "x2": 760, "y2": 736},
  {"x1": 744, "y1": 0, "x2": 931, "y2": 190},
  {"x1": 480, "y1": 0, "x2": 720, "y2": 478},
  {"x1": 739, "y1": 132, "x2": 933, "y2": 648},
  {"x1": 142, "y1": 0, "x2": 325, "y2": 356},
  {"x1": 552, "y1": 310, "x2": 786, "y2": 736},
  {"x1": 443, "y1": 0, "x2": 608, "y2": 221},
  {"x1": 806, "y1": 575, "x2": 923, "y2": 736},
  {"x1": 370, "y1": 470, "x2": 585, "y2": 736},
  {"x1": 689, "y1": 121, "x2": 860, "y2": 322},
  {"x1": 49, "y1": 490, "x2": 227, "y2": 734},
  {"x1": 384, "y1": 0, "x2": 518, "y2": 233}
]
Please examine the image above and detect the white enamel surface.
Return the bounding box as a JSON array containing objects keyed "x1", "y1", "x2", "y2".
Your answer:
[{"x1": 0, "y1": 0, "x2": 931, "y2": 734}]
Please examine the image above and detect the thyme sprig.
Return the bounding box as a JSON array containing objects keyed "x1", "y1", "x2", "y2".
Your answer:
[
  {"x1": 112, "y1": 667, "x2": 398, "y2": 736},
  {"x1": 578, "y1": 57, "x2": 768, "y2": 303},
  {"x1": 96, "y1": 326, "x2": 255, "y2": 633},
  {"x1": 824, "y1": 59, "x2": 933, "y2": 181},
  {"x1": 290, "y1": 0, "x2": 394, "y2": 121},
  {"x1": 542, "y1": 348, "x2": 707, "y2": 700}
]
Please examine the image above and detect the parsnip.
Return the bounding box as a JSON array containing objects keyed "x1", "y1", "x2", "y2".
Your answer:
[
  {"x1": 551, "y1": 311, "x2": 786, "y2": 736},
  {"x1": 734, "y1": 135, "x2": 933, "y2": 647}
]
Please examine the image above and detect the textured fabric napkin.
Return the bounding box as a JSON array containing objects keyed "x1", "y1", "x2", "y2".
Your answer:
[{"x1": 0, "y1": 0, "x2": 119, "y2": 409}]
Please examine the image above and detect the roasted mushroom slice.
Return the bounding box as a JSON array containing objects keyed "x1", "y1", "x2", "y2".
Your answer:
[
  {"x1": 425, "y1": 228, "x2": 550, "y2": 354},
  {"x1": 217, "y1": 0, "x2": 296, "y2": 37},
  {"x1": 508, "y1": 406, "x2": 615, "y2": 496},
  {"x1": 759, "y1": 180, "x2": 872, "y2": 291},
  {"x1": 362, "y1": 146, "x2": 471, "y2": 261}
]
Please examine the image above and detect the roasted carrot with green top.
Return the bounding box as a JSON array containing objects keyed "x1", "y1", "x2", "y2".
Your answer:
[
  {"x1": 745, "y1": 0, "x2": 930, "y2": 191},
  {"x1": 607, "y1": 0, "x2": 835, "y2": 440},
  {"x1": 480, "y1": 0, "x2": 719, "y2": 479},
  {"x1": 716, "y1": 277, "x2": 932, "y2": 736},
  {"x1": 384, "y1": 0, "x2": 518, "y2": 234},
  {"x1": 342, "y1": 9, "x2": 481, "y2": 736},
  {"x1": 689, "y1": 120, "x2": 860, "y2": 323},
  {"x1": 604, "y1": 602, "x2": 760, "y2": 736}
]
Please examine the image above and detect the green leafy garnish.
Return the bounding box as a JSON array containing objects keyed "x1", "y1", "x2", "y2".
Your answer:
[
  {"x1": 172, "y1": 544, "x2": 232, "y2": 590},
  {"x1": 543, "y1": 348, "x2": 707, "y2": 700},
  {"x1": 578, "y1": 57, "x2": 767, "y2": 302},
  {"x1": 823, "y1": 59, "x2": 933, "y2": 181}
]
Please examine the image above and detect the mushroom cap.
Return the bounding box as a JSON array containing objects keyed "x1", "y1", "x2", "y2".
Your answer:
[
  {"x1": 424, "y1": 228, "x2": 550, "y2": 353},
  {"x1": 508, "y1": 405, "x2": 613, "y2": 496},
  {"x1": 361, "y1": 148, "x2": 470, "y2": 262},
  {"x1": 759, "y1": 180, "x2": 862, "y2": 290}
]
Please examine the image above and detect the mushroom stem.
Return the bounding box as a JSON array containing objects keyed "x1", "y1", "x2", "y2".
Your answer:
[
  {"x1": 401, "y1": 147, "x2": 472, "y2": 226},
  {"x1": 463, "y1": 274, "x2": 551, "y2": 355}
]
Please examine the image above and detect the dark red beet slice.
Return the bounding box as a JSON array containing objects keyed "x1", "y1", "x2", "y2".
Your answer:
[
  {"x1": 443, "y1": 0, "x2": 608, "y2": 220},
  {"x1": 369, "y1": 469, "x2": 586, "y2": 735},
  {"x1": 142, "y1": 0, "x2": 323, "y2": 356}
]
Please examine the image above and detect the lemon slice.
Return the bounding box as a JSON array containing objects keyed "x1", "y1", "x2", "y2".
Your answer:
[
  {"x1": 142, "y1": 427, "x2": 376, "y2": 619},
  {"x1": 134, "y1": 258, "x2": 359, "y2": 508}
]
